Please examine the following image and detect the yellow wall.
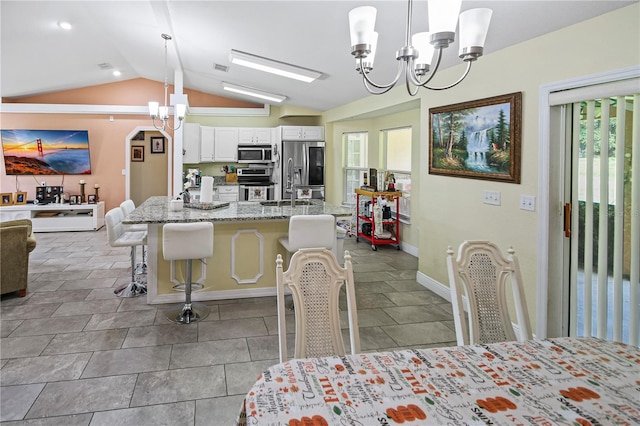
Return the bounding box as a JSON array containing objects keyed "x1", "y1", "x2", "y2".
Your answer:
[{"x1": 323, "y1": 3, "x2": 640, "y2": 333}]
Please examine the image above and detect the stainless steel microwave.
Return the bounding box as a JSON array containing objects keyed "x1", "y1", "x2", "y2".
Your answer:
[{"x1": 237, "y1": 144, "x2": 273, "y2": 163}]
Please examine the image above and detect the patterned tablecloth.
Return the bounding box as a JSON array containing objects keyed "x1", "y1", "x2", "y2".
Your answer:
[{"x1": 236, "y1": 337, "x2": 639, "y2": 425}]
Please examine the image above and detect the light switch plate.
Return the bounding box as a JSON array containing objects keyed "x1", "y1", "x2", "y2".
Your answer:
[
  {"x1": 520, "y1": 195, "x2": 536, "y2": 211},
  {"x1": 483, "y1": 190, "x2": 501, "y2": 206}
]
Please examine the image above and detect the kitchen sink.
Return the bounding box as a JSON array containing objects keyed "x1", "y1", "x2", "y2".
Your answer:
[{"x1": 260, "y1": 200, "x2": 312, "y2": 207}]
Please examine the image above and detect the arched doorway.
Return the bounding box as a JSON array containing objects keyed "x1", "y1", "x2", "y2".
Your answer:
[{"x1": 125, "y1": 127, "x2": 172, "y2": 204}]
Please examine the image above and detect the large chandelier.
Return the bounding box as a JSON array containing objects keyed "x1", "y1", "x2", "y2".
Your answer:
[
  {"x1": 148, "y1": 34, "x2": 186, "y2": 131},
  {"x1": 348, "y1": 0, "x2": 492, "y2": 96}
]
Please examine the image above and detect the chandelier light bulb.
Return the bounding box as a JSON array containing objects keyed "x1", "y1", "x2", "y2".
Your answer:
[
  {"x1": 411, "y1": 32, "x2": 434, "y2": 75},
  {"x1": 458, "y1": 8, "x2": 493, "y2": 61},
  {"x1": 349, "y1": 6, "x2": 377, "y2": 58}
]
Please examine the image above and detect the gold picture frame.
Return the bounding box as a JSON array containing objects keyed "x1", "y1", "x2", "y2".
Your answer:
[
  {"x1": 429, "y1": 92, "x2": 522, "y2": 183},
  {"x1": 14, "y1": 192, "x2": 27, "y2": 204},
  {"x1": 1, "y1": 193, "x2": 13, "y2": 205}
]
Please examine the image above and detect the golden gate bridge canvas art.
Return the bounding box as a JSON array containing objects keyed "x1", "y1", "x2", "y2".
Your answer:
[{"x1": 1, "y1": 129, "x2": 92, "y2": 175}]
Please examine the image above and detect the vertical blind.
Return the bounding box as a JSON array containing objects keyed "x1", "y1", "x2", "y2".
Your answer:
[{"x1": 569, "y1": 94, "x2": 639, "y2": 346}]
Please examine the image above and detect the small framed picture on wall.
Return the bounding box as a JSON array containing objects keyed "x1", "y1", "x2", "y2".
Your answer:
[
  {"x1": 150, "y1": 137, "x2": 165, "y2": 154},
  {"x1": 132, "y1": 146, "x2": 144, "y2": 162}
]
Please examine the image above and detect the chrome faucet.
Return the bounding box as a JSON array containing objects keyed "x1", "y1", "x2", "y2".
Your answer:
[{"x1": 291, "y1": 184, "x2": 297, "y2": 207}]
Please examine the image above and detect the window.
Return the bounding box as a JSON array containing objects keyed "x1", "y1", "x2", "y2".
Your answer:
[
  {"x1": 380, "y1": 127, "x2": 411, "y2": 223},
  {"x1": 343, "y1": 132, "x2": 368, "y2": 205}
]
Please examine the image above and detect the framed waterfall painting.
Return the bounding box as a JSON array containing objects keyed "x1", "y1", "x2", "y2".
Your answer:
[{"x1": 429, "y1": 92, "x2": 522, "y2": 183}]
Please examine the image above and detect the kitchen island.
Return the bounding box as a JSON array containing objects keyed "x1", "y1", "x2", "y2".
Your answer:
[{"x1": 123, "y1": 196, "x2": 352, "y2": 304}]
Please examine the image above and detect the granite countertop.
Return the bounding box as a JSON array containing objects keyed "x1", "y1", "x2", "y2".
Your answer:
[{"x1": 123, "y1": 196, "x2": 353, "y2": 224}]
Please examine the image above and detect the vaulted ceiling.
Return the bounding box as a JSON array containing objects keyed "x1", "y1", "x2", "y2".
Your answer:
[{"x1": 1, "y1": 1, "x2": 635, "y2": 112}]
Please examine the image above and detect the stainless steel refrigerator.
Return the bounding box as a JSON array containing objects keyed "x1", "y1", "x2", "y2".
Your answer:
[{"x1": 281, "y1": 140, "x2": 325, "y2": 200}]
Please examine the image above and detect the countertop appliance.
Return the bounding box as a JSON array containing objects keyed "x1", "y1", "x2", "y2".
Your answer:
[
  {"x1": 237, "y1": 144, "x2": 273, "y2": 164},
  {"x1": 237, "y1": 164, "x2": 275, "y2": 201},
  {"x1": 281, "y1": 139, "x2": 325, "y2": 200}
]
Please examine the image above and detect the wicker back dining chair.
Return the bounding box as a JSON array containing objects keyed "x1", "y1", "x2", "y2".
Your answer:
[
  {"x1": 276, "y1": 248, "x2": 360, "y2": 362},
  {"x1": 446, "y1": 240, "x2": 532, "y2": 346}
]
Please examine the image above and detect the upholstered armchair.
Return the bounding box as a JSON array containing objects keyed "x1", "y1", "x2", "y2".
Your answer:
[{"x1": 1, "y1": 219, "x2": 37, "y2": 297}]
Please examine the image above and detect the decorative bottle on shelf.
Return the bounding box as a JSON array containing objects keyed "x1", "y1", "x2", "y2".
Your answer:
[
  {"x1": 79, "y1": 181, "x2": 86, "y2": 203},
  {"x1": 363, "y1": 172, "x2": 368, "y2": 186}
]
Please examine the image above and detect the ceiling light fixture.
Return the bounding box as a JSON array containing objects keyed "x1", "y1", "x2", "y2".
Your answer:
[
  {"x1": 58, "y1": 21, "x2": 72, "y2": 30},
  {"x1": 148, "y1": 34, "x2": 186, "y2": 131},
  {"x1": 222, "y1": 82, "x2": 286, "y2": 103},
  {"x1": 348, "y1": 0, "x2": 492, "y2": 96},
  {"x1": 229, "y1": 50, "x2": 322, "y2": 83}
]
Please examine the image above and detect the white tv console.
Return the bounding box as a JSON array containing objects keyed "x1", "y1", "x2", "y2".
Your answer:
[{"x1": 0, "y1": 201, "x2": 105, "y2": 232}]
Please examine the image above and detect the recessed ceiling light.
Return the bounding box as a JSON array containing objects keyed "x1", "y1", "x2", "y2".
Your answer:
[
  {"x1": 222, "y1": 82, "x2": 286, "y2": 103},
  {"x1": 58, "y1": 21, "x2": 72, "y2": 30},
  {"x1": 113, "y1": 70, "x2": 121, "y2": 77},
  {"x1": 229, "y1": 50, "x2": 322, "y2": 83}
]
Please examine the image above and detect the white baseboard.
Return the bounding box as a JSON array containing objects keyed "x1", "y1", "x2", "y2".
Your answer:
[
  {"x1": 400, "y1": 241, "x2": 418, "y2": 257},
  {"x1": 416, "y1": 271, "x2": 452, "y2": 302}
]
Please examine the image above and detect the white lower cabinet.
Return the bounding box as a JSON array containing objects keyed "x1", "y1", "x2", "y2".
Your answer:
[
  {"x1": 0, "y1": 202, "x2": 105, "y2": 232},
  {"x1": 217, "y1": 185, "x2": 239, "y2": 202}
]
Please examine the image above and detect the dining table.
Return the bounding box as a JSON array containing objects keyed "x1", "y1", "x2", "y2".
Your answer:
[{"x1": 235, "y1": 336, "x2": 639, "y2": 425}]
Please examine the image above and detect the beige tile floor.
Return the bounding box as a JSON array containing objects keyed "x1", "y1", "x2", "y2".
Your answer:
[{"x1": 0, "y1": 228, "x2": 456, "y2": 425}]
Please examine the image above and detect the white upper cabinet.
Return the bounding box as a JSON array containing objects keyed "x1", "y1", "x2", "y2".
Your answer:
[
  {"x1": 200, "y1": 126, "x2": 215, "y2": 162},
  {"x1": 238, "y1": 127, "x2": 272, "y2": 145},
  {"x1": 183, "y1": 123, "x2": 201, "y2": 164},
  {"x1": 280, "y1": 126, "x2": 324, "y2": 141},
  {"x1": 214, "y1": 127, "x2": 239, "y2": 162}
]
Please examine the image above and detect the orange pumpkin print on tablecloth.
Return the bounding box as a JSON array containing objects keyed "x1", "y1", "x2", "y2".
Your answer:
[
  {"x1": 386, "y1": 404, "x2": 428, "y2": 423},
  {"x1": 288, "y1": 415, "x2": 329, "y2": 426},
  {"x1": 476, "y1": 396, "x2": 517, "y2": 413},
  {"x1": 559, "y1": 386, "x2": 600, "y2": 402}
]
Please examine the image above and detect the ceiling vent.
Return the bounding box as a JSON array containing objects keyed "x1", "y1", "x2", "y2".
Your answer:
[
  {"x1": 97, "y1": 63, "x2": 113, "y2": 70},
  {"x1": 213, "y1": 63, "x2": 228, "y2": 72}
]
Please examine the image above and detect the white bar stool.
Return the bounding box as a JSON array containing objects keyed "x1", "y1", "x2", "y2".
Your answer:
[
  {"x1": 120, "y1": 199, "x2": 147, "y2": 275},
  {"x1": 105, "y1": 208, "x2": 147, "y2": 298},
  {"x1": 278, "y1": 214, "x2": 337, "y2": 310},
  {"x1": 278, "y1": 214, "x2": 337, "y2": 262},
  {"x1": 163, "y1": 222, "x2": 213, "y2": 324}
]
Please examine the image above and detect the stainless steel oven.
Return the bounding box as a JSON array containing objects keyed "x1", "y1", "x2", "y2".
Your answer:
[
  {"x1": 237, "y1": 144, "x2": 273, "y2": 164},
  {"x1": 237, "y1": 165, "x2": 275, "y2": 201}
]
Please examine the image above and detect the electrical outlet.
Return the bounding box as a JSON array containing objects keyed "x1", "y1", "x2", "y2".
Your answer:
[
  {"x1": 483, "y1": 190, "x2": 501, "y2": 206},
  {"x1": 520, "y1": 195, "x2": 536, "y2": 211}
]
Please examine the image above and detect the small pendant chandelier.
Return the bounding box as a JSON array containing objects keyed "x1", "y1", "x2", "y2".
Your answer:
[
  {"x1": 148, "y1": 34, "x2": 186, "y2": 131},
  {"x1": 348, "y1": 0, "x2": 492, "y2": 96}
]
